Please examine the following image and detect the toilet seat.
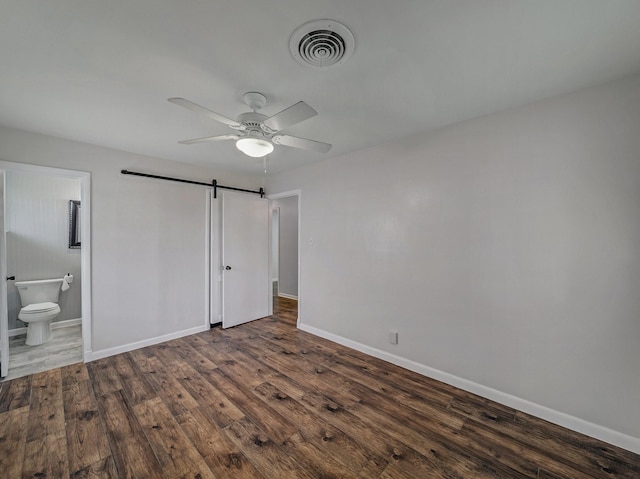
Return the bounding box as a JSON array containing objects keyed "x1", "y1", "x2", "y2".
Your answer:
[
  {"x1": 20, "y1": 302, "x2": 60, "y2": 314},
  {"x1": 18, "y1": 302, "x2": 61, "y2": 323}
]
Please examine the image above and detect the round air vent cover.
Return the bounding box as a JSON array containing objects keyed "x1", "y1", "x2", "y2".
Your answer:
[{"x1": 289, "y1": 19, "x2": 355, "y2": 68}]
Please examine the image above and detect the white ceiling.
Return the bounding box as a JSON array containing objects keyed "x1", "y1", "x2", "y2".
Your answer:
[{"x1": 1, "y1": 1, "x2": 640, "y2": 176}]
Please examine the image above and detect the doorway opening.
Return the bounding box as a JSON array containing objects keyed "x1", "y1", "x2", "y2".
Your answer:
[
  {"x1": 0, "y1": 161, "x2": 91, "y2": 380},
  {"x1": 268, "y1": 190, "x2": 300, "y2": 326}
]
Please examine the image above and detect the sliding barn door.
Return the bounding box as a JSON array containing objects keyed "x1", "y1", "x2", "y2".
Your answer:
[{"x1": 221, "y1": 192, "x2": 270, "y2": 328}]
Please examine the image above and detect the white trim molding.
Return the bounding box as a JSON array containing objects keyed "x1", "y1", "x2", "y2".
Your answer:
[
  {"x1": 0, "y1": 160, "x2": 92, "y2": 363},
  {"x1": 52, "y1": 318, "x2": 82, "y2": 329},
  {"x1": 278, "y1": 293, "x2": 298, "y2": 300},
  {"x1": 86, "y1": 325, "x2": 209, "y2": 362},
  {"x1": 8, "y1": 328, "x2": 26, "y2": 338},
  {"x1": 298, "y1": 322, "x2": 640, "y2": 455}
]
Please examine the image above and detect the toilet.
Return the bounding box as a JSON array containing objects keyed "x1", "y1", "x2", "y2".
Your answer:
[{"x1": 15, "y1": 278, "x2": 64, "y2": 346}]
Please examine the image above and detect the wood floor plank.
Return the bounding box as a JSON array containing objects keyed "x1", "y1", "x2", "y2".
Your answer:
[
  {"x1": 63, "y1": 377, "x2": 112, "y2": 476},
  {"x1": 22, "y1": 430, "x2": 70, "y2": 479},
  {"x1": 177, "y1": 407, "x2": 265, "y2": 479},
  {"x1": 241, "y1": 318, "x2": 460, "y2": 410},
  {"x1": 347, "y1": 392, "x2": 527, "y2": 478},
  {"x1": 298, "y1": 385, "x2": 517, "y2": 478},
  {"x1": 95, "y1": 390, "x2": 164, "y2": 479},
  {"x1": 305, "y1": 344, "x2": 455, "y2": 407},
  {"x1": 230, "y1": 331, "x2": 362, "y2": 408},
  {"x1": 131, "y1": 354, "x2": 200, "y2": 416},
  {"x1": 69, "y1": 455, "x2": 119, "y2": 479},
  {"x1": 223, "y1": 416, "x2": 315, "y2": 479},
  {"x1": 4, "y1": 295, "x2": 640, "y2": 477},
  {"x1": 171, "y1": 361, "x2": 245, "y2": 429},
  {"x1": 86, "y1": 358, "x2": 123, "y2": 397},
  {"x1": 349, "y1": 380, "x2": 465, "y2": 434},
  {"x1": 25, "y1": 369, "x2": 66, "y2": 442},
  {"x1": 0, "y1": 375, "x2": 32, "y2": 412},
  {"x1": 172, "y1": 335, "x2": 220, "y2": 370},
  {"x1": 188, "y1": 333, "x2": 248, "y2": 365},
  {"x1": 536, "y1": 469, "x2": 566, "y2": 479},
  {"x1": 111, "y1": 353, "x2": 157, "y2": 406},
  {"x1": 0, "y1": 406, "x2": 29, "y2": 478},
  {"x1": 459, "y1": 419, "x2": 594, "y2": 479},
  {"x1": 252, "y1": 381, "x2": 388, "y2": 477},
  {"x1": 133, "y1": 397, "x2": 216, "y2": 479},
  {"x1": 377, "y1": 462, "x2": 418, "y2": 479},
  {"x1": 61, "y1": 362, "x2": 90, "y2": 390},
  {"x1": 453, "y1": 394, "x2": 640, "y2": 479},
  {"x1": 212, "y1": 337, "x2": 309, "y2": 401},
  {"x1": 279, "y1": 431, "x2": 365, "y2": 479},
  {"x1": 199, "y1": 366, "x2": 298, "y2": 444},
  {"x1": 513, "y1": 411, "x2": 640, "y2": 479}
]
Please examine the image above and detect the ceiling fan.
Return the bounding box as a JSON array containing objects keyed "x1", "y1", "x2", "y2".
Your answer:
[{"x1": 168, "y1": 92, "x2": 332, "y2": 158}]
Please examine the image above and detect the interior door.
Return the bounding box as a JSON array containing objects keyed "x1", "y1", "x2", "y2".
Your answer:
[
  {"x1": 221, "y1": 192, "x2": 270, "y2": 328},
  {"x1": 0, "y1": 172, "x2": 9, "y2": 377}
]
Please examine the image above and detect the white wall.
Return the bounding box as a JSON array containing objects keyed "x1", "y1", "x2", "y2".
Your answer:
[
  {"x1": 272, "y1": 196, "x2": 298, "y2": 298},
  {"x1": 267, "y1": 74, "x2": 640, "y2": 450},
  {"x1": 0, "y1": 125, "x2": 260, "y2": 356},
  {"x1": 6, "y1": 171, "x2": 82, "y2": 329}
]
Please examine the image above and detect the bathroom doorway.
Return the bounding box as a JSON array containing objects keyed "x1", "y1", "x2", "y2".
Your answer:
[{"x1": 0, "y1": 161, "x2": 91, "y2": 380}]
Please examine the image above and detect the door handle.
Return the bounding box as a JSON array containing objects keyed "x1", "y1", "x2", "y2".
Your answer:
[
  {"x1": 224, "y1": 266, "x2": 232, "y2": 270},
  {"x1": 6, "y1": 276, "x2": 15, "y2": 281}
]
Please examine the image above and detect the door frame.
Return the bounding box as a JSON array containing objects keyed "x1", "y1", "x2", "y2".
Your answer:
[
  {"x1": 271, "y1": 206, "x2": 280, "y2": 295},
  {"x1": 267, "y1": 190, "x2": 301, "y2": 327},
  {"x1": 0, "y1": 160, "x2": 92, "y2": 361}
]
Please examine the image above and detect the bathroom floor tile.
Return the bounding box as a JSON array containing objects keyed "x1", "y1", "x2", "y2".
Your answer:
[{"x1": 2, "y1": 325, "x2": 82, "y2": 382}]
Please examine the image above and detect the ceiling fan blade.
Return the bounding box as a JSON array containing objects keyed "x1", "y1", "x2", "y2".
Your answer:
[
  {"x1": 168, "y1": 98, "x2": 245, "y2": 130},
  {"x1": 263, "y1": 101, "x2": 318, "y2": 132},
  {"x1": 272, "y1": 134, "x2": 332, "y2": 153},
  {"x1": 178, "y1": 134, "x2": 240, "y2": 145}
]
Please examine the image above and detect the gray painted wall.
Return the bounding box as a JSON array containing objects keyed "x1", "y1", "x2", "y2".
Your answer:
[
  {"x1": 272, "y1": 196, "x2": 298, "y2": 298},
  {"x1": 267, "y1": 74, "x2": 640, "y2": 444},
  {"x1": 6, "y1": 171, "x2": 81, "y2": 330}
]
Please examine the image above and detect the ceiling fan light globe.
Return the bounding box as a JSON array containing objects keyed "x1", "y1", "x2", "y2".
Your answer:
[{"x1": 236, "y1": 138, "x2": 274, "y2": 157}]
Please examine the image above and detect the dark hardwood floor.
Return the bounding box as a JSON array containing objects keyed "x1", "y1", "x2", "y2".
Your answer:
[{"x1": 1, "y1": 295, "x2": 639, "y2": 478}]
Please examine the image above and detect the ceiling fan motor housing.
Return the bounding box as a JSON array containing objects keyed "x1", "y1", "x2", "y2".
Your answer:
[{"x1": 236, "y1": 111, "x2": 268, "y2": 130}]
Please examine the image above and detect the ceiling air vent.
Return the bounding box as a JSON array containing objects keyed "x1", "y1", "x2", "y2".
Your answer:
[{"x1": 289, "y1": 19, "x2": 355, "y2": 68}]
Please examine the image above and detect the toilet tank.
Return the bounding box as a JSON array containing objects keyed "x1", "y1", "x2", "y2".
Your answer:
[{"x1": 15, "y1": 279, "x2": 63, "y2": 306}]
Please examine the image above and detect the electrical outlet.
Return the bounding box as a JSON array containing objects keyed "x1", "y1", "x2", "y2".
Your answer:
[{"x1": 389, "y1": 330, "x2": 398, "y2": 345}]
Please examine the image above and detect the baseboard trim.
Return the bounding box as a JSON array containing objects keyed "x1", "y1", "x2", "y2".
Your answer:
[
  {"x1": 86, "y1": 325, "x2": 209, "y2": 362},
  {"x1": 9, "y1": 317, "x2": 82, "y2": 337},
  {"x1": 8, "y1": 327, "x2": 26, "y2": 337},
  {"x1": 278, "y1": 293, "x2": 298, "y2": 300},
  {"x1": 52, "y1": 318, "x2": 82, "y2": 330},
  {"x1": 298, "y1": 322, "x2": 640, "y2": 455}
]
